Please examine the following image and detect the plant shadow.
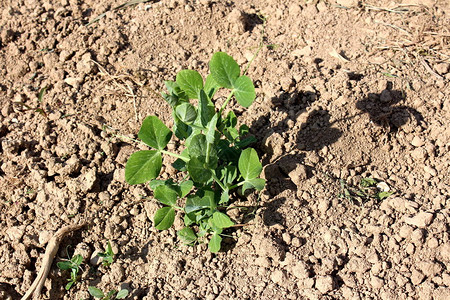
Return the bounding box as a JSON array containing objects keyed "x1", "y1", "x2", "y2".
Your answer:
[
  {"x1": 247, "y1": 89, "x2": 343, "y2": 225},
  {"x1": 242, "y1": 12, "x2": 265, "y2": 32},
  {"x1": 356, "y1": 83, "x2": 423, "y2": 131}
]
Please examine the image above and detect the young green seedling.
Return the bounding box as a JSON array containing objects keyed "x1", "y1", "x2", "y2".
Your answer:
[
  {"x1": 97, "y1": 241, "x2": 114, "y2": 267},
  {"x1": 125, "y1": 52, "x2": 265, "y2": 252},
  {"x1": 339, "y1": 177, "x2": 394, "y2": 203},
  {"x1": 88, "y1": 286, "x2": 129, "y2": 300},
  {"x1": 14, "y1": 86, "x2": 47, "y2": 117},
  {"x1": 57, "y1": 253, "x2": 83, "y2": 290}
]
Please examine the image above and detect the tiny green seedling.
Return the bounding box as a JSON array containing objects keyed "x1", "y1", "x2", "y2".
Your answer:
[
  {"x1": 57, "y1": 253, "x2": 83, "y2": 290},
  {"x1": 97, "y1": 241, "x2": 114, "y2": 267},
  {"x1": 339, "y1": 177, "x2": 394, "y2": 203},
  {"x1": 125, "y1": 52, "x2": 265, "y2": 252},
  {"x1": 14, "y1": 86, "x2": 47, "y2": 117},
  {"x1": 88, "y1": 286, "x2": 129, "y2": 300}
]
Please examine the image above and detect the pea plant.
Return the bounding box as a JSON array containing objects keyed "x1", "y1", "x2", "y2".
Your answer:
[{"x1": 125, "y1": 52, "x2": 265, "y2": 252}]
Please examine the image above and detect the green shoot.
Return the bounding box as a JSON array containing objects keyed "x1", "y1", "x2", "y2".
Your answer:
[
  {"x1": 339, "y1": 177, "x2": 394, "y2": 203},
  {"x1": 97, "y1": 241, "x2": 114, "y2": 267},
  {"x1": 88, "y1": 286, "x2": 129, "y2": 300},
  {"x1": 57, "y1": 253, "x2": 83, "y2": 290}
]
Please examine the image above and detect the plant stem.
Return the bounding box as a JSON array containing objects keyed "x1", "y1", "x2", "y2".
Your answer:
[
  {"x1": 160, "y1": 150, "x2": 189, "y2": 161},
  {"x1": 205, "y1": 143, "x2": 211, "y2": 165},
  {"x1": 243, "y1": 14, "x2": 267, "y2": 76},
  {"x1": 219, "y1": 90, "x2": 235, "y2": 116},
  {"x1": 211, "y1": 172, "x2": 226, "y2": 191},
  {"x1": 228, "y1": 181, "x2": 245, "y2": 190}
]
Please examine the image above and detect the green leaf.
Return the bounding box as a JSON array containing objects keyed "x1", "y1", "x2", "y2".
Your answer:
[
  {"x1": 173, "y1": 149, "x2": 189, "y2": 171},
  {"x1": 107, "y1": 290, "x2": 117, "y2": 298},
  {"x1": 149, "y1": 179, "x2": 169, "y2": 190},
  {"x1": 235, "y1": 136, "x2": 257, "y2": 149},
  {"x1": 376, "y1": 191, "x2": 394, "y2": 200},
  {"x1": 163, "y1": 81, "x2": 189, "y2": 107},
  {"x1": 164, "y1": 80, "x2": 178, "y2": 95},
  {"x1": 71, "y1": 254, "x2": 83, "y2": 266},
  {"x1": 220, "y1": 190, "x2": 229, "y2": 204},
  {"x1": 165, "y1": 80, "x2": 189, "y2": 100},
  {"x1": 116, "y1": 289, "x2": 129, "y2": 299},
  {"x1": 177, "y1": 227, "x2": 197, "y2": 245},
  {"x1": 57, "y1": 261, "x2": 72, "y2": 270},
  {"x1": 185, "y1": 195, "x2": 211, "y2": 214},
  {"x1": 242, "y1": 178, "x2": 266, "y2": 194},
  {"x1": 138, "y1": 116, "x2": 172, "y2": 150},
  {"x1": 187, "y1": 157, "x2": 212, "y2": 183},
  {"x1": 198, "y1": 89, "x2": 215, "y2": 127},
  {"x1": 217, "y1": 139, "x2": 240, "y2": 163},
  {"x1": 189, "y1": 134, "x2": 208, "y2": 158},
  {"x1": 212, "y1": 211, "x2": 234, "y2": 228},
  {"x1": 199, "y1": 189, "x2": 218, "y2": 211},
  {"x1": 173, "y1": 158, "x2": 186, "y2": 171},
  {"x1": 209, "y1": 52, "x2": 240, "y2": 89},
  {"x1": 233, "y1": 75, "x2": 256, "y2": 107},
  {"x1": 238, "y1": 148, "x2": 262, "y2": 180},
  {"x1": 154, "y1": 207, "x2": 175, "y2": 230},
  {"x1": 162, "y1": 92, "x2": 178, "y2": 108},
  {"x1": 221, "y1": 165, "x2": 237, "y2": 185},
  {"x1": 172, "y1": 111, "x2": 192, "y2": 140},
  {"x1": 361, "y1": 177, "x2": 377, "y2": 187},
  {"x1": 184, "y1": 213, "x2": 195, "y2": 226},
  {"x1": 185, "y1": 128, "x2": 201, "y2": 148},
  {"x1": 180, "y1": 180, "x2": 193, "y2": 197},
  {"x1": 176, "y1": 103, "x2": 197, "y2": 124},
  {"x1": 88, "y1": 286, "x2": 105, "y2": 298},
  {"x1": 125, "y1": 150, "x2": 162, "y2": 185},
  {"x1": 208, "y1": 217, "x2": 223, "y2": 234},
  {"x1": 154, "y1": 185, "x2": 178, "y2": 206},
  {"x1": 204, "y1": 74, "x2": 220, "y2": 98},
  {"x1": 176, "y1": 70, "x2": 204, "y2": 99},
  {"x1": 208, "y1": 233, "x2": 222, "y2": 253},
  {"x1": 188, "y1": 134, "x2": 218, "y2": 169},
  {"x1": 239, "y1": 124, "x2": 250, "y2": 136},
  {"x1": 225, "y1": 111, "x2": 237, "y2": 128},
  {"x1": 65, "y1": 281, "x2": 74, "y2": 291},
  {"x1": 225, "y1": 127, "x2": 239, "y2": 140},
  {"x1": 206, "y1": 114, "x2": 219, "y2": 145},
  {"x1": 38, "y1": 86, "x2": 47, "y2": 103}
]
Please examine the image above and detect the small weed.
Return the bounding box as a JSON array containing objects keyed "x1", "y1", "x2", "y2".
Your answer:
[
  {"x1": 14, "y1": 86, "x2": 47, "y2": 117},
  {"x1": 125, "y1": 52, "x2": 265, "y2": 252},
  {"x1": 339, "y1": 177, "x2": 394, "y2": 203},
  {"x1": 97, "y1": 241, "x2": 114, "y2": 267},
  {"x1": 57, "y1": 252, "x2": 83, "y2": 290},
  {"x1": 88, "y1": 287, "x2": 129, "y2": 300}
]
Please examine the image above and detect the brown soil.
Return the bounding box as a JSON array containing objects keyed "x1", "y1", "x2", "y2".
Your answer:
[{"x1": 1, "y1": 0, "x2": 449, "y2": 299}]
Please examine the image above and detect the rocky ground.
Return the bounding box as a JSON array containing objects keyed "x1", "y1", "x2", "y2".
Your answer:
[{"x1": 0, "y1": 0, "x2": 449, "y2": 299}]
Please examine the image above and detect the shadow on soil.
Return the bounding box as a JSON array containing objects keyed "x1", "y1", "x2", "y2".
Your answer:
[
  {"x1": 356, "y1": 84, "x2": 423, "y2": 131},
  {"x1": 249, "y1": 85, "x2": 423, "y2": 227},
  {"x1": 247, "y1": 89, "x2": 343, "y2": 227}
]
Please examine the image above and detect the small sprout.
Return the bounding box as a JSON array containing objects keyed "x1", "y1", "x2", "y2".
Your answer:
[
  {"x1": 57, "y1": 253, "x2": 83, "y2": 290},
  {"x1": 88, "y1": 286, "x2": 129, "y2": 300},
  {"x1": 97, "y1": 241, "x2": 114, "y2": 267},
  {"x1": 339, "y1": 177, "x2": 395, "y2": 203}
]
